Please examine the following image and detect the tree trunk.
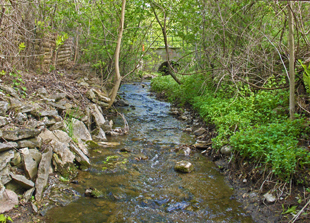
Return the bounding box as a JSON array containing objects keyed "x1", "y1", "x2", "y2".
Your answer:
[
  {"x1": 107, "y1": 0, "x2": 126, "y2": 109},
  {"x1": 152, "y1": 4, "x2": 181, "y2": 85},
  {"x1": 288, "y1": 1, "x2": 295, "y2": 120}
]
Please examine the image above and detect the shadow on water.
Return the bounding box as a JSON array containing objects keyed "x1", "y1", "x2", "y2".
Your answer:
[{"x1": 46, "y1": 82, "x2": 253, "y2": 223}]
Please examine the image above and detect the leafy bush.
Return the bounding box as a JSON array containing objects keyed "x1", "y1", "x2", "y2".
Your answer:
[{"x1": 151, "y1": 73, "x2": 310, "y2": 180}]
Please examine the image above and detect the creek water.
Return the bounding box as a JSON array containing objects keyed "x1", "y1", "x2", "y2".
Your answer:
[{"x1": 46, "y1": 82, "x2": 253, "y2": 223}]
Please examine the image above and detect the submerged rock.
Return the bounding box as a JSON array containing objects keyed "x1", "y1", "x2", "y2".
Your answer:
[
  {"x1": 167, "y1": 201, "x2": 190, "y2": 212},
  {"x1": 174, "y1": 161, "x2": 194, "y2": 173}
]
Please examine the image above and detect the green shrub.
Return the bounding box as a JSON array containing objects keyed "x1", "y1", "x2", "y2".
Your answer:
[{"x1": 151, "y1": 73, "x2": 310, "y2": 180}]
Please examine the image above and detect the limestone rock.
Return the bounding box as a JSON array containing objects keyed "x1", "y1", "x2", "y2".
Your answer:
[
  {"x1": 38, "y1": 129, "x2": 58, "y2": 143},
  {"x1": 53, "y1": 130, "x2": 71, "y2": 146},
  {"x1": 263, "y1": 193, "x2": 276, "y2": 204},
  {"x1": 0, "y1": 101, "x2": 9, "y2": 116},
  {"x1": 90, "y1": 104, "x2": 106, "y2": 129},
  {"x1": 92, "y1": 128, "x2": 107, "y2": 142},
  {"x1": 0, "y1": 142, "x2": 18, "y2": 152},
  {"x1": 46, "y1": 101, "x2": 66, "y2": 110},
  {"x1": 174, "y1": 161, "x2": 194, "y2": 173},
  {"x1": 0, "y1": 165, "x2": 11, "y2": 185},
  {"x1": 15, "y1": 112, "x2": 27, "y2": 124},
  {"x1": 76, "y1": 140, "x2": 89, "y2": 156},
  {"x1": 0, "y1": 150, "x2": 14, "y2": 170},
  {"x1": 86, "y1": 88, "x2": 96, "y2": 101},
  {"x1": 9, "y1": 98, "x2": 23, "y2": 110},
  {"x1": 18, "y1": 137, "x2": 42, "y2": 148},
  {"x1": 71, "y1": 118, "x2": 92, "y2": 142},
  {"x1": 69, "y1": 143, "x2": 90, "y2": 165},
  {"x1": 93, "y1": 89, "x2": 111, "y2": 103},
  {"x1": 220, "y1": 145, "x2": 232, "y2": 155},
  {"x1": 2, "y1": 128, "x2": 41, "y2": 141},
  {"x1": 10, "y1": 173, "x2": 34, "y2": 188},
  {"x1": 49, "y1": 93, "x2": 66, "y2": 101},
  {"x1": 10, "y1": 152, "x2": 22, "y2": 167},
  {"x1": 42, "y1": 117, "x2": 56, "y2": 126},
  {"x1": 0, "y1": 84, "x2": 19, "y2": 98},
  {"x1": 23, "y1": 188, "x2": 35, "y2": 202},
  {"x1": 49, "y1": 121, "x2": 64, "y2": 131},
  {"x1": 37, "y1": 87, "x2": 47, "y2": 96},
  {"x1": 38, "y1": 109, "x2": 58, "y2": 117},
  {"x1": 193, "y1": 141, "x2": 211, "y2": 149},
  {"x1": 20, "y1": 148, "x2": 40, "y2": 179},
  {"x1": 0, "y1": 116, "x2": 8, "y2": 127},
  {"x1": 35, "y1": 146, "x2": 53, "y2": 201},
  {"x1": 0, "y1": 189, "x2": 19, "y2": 214},
  {"x1": 194, "y1": 127, "x2": 207, "y2": 136},
  {"x1": 50, "y1": 140, "x2": 75, "y2": 165}
]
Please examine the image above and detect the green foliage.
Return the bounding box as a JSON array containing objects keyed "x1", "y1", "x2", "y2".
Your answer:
[
  {"x1": 299, "y1": 59, "x2": 310, "y2": 94},
  {"x1": 8, "y1": 70, "x2": 27, "y2": 94},
  {"x1": 64, "y1": 107, "x2": 80, "y2": 138},
  {"x1": 18, "y1": 42, "x2": 26, "y2": 52},
  {"x1": 151, "y1": 73, "x2": 310, "y2": 180},
  {"x1": 0, "y1": 214, "x2": 12, "y2": 223},
  {"x1": 55, "y1": 33, "x2": 68, "y2": 51},
  {"x1": 282, "y1": 204, "x2": 297, "y2": 215}
]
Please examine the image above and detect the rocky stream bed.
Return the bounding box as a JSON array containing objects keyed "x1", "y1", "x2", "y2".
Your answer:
[{"x1": 0, "y1": 70, "x2": 299, "y2": 222}]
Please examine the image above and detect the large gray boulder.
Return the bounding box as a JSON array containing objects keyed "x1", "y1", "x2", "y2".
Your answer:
[
  {"x1": 71, "y1": 118, "x2": 92, "y2": 142},
  {"x1": 35, "y1": 146, "x2": 53, "y2": 201}
]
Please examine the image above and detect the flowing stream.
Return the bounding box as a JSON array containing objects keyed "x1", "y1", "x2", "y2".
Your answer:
[{"x1": 46, "y1": 82, "x2": 253, "y2": 222}]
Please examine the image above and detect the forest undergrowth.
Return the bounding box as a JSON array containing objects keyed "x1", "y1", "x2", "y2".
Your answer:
[{"x1": 151, "y1": 72, "x2": 310, "y2": 221}]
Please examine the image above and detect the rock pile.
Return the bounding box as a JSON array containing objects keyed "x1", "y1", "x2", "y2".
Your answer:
[{"x1": 0, "y1": 80, "x2": 120, "y2": 214}]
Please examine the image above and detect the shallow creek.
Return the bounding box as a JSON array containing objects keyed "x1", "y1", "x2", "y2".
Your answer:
[{"x1": 46, "y1": 82, "x2": 253, "y2": 222}]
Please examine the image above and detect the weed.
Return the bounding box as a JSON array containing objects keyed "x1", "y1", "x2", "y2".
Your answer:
[
  {"x1": 0, "y1": 214, "x2": 12, "y2": 223},
  {"x1": 151, "y1": 73, "x2": 310, "y2": 181}
]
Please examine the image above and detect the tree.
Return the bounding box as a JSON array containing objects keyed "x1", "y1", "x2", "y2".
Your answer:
[
  {"x1": 107, "y1": 0, "x2": 126, "y2": 109},
  {"x1": 288, "y1": 1, "x2": 295, "y2": 119}
]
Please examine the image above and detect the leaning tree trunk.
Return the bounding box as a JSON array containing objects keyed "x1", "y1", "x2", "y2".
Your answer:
[
  {"x1": 288, "y1": 1, "x2": 295, "y2": 120},
  {"x1": 152, "y1": 4, "x2": 181, "y2": 85},
  {"x1": 107, "y1": 0, "x2": 126, "y2": 109}
]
